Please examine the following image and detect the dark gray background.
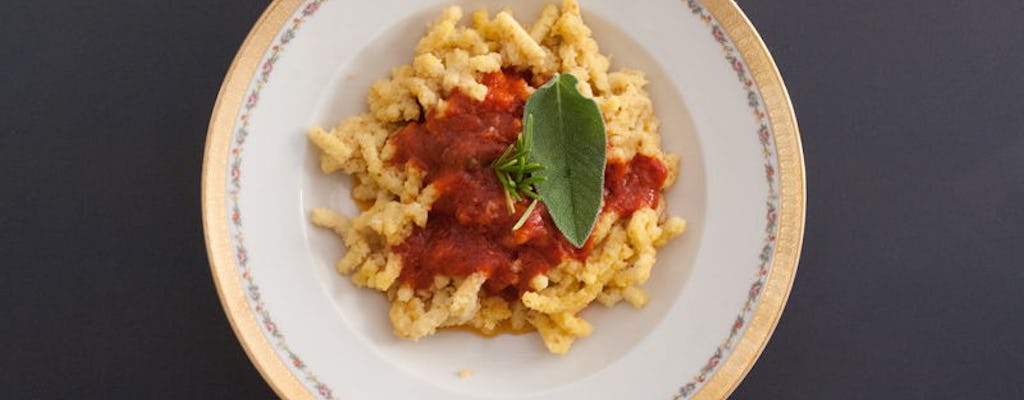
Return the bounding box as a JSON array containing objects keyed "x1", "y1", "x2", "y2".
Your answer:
[{"x1": 1, "y1": 0, "x2": 1021, "y2": 398}]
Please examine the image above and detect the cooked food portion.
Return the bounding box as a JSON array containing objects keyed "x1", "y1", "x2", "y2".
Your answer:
[{"x1": 308, "y1": 0, "x2": 685, "y2": 354}]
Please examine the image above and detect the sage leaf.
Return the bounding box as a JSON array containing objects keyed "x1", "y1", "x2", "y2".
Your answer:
[{"x1": 525, "y1": 73, "x2": 607, "y2": 248}]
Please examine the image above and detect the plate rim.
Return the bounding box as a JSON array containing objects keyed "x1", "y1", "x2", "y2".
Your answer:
[{"x1": 200, "y1": 0, "x2": 806, "y2": 398}]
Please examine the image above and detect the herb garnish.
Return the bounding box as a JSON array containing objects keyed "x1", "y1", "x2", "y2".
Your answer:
[
  {"x1": 492, "y1": 73, "x2": 607, "y2": 246},
  {"x1": 493, "y1": 114, "x2": 545, "y2": 230},
  {"x1": 525, "y1": 73, "x2": 607, "y2": 248}
]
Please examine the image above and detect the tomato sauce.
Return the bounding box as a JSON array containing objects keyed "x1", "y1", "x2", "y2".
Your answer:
[
  {"x1": 390, "y1": 70, "x2": 668, "y2": 299},
  {"x1": 603, "y1": 154, "x2": 669, "y2": 217}
]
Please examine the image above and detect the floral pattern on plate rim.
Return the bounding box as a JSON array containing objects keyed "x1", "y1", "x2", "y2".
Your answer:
[
  {"x1": 223, "y1": 1, "x2": 780, "y2": 399},
  {"x1": 675, "y1": 1, "x2": 779, "y2": 397},
  {"x1": 226, "y1": 1, "x2": 336, "y2": 398}
]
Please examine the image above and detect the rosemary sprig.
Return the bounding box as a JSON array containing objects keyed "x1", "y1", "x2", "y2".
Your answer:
[
  {"x1": 511, "y1": 199, "x2": 539, "y2": 231},
  {"x1": 492, "y1": 114, "x2": 545, "y2": 230}
]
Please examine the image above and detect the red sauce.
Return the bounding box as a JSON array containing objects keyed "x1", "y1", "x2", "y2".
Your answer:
[
  {"x1": 391, "y1": 70, "x2": 668, "y2": 299},
  {"x1": 603, "y1": 154, "x2": 669, "y2": 217}
]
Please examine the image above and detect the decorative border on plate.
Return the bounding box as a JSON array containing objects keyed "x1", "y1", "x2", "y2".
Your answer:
[
  {"x1": 203, "y1": 0, "x2": 803, "y2": 399},
  {"x1": 675, "y1": 0, "x2": 779, "y2": 398},
  {"x1": 224, "y1": 1, "x2": 336, "y2": 399}
]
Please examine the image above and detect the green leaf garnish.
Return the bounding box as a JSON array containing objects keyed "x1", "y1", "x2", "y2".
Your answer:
[{"x1": 525, "y1": 73, "x2": 607, "y2": 248}]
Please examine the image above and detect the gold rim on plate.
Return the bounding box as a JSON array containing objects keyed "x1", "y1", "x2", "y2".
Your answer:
[{"x1": 201, "y1": 0, "x2": 805, "y2": 398}]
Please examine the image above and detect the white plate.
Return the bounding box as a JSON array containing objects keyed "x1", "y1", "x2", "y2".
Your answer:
[{"x1": 202, "y1": 0, "x2": 805, "y2": 398}]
